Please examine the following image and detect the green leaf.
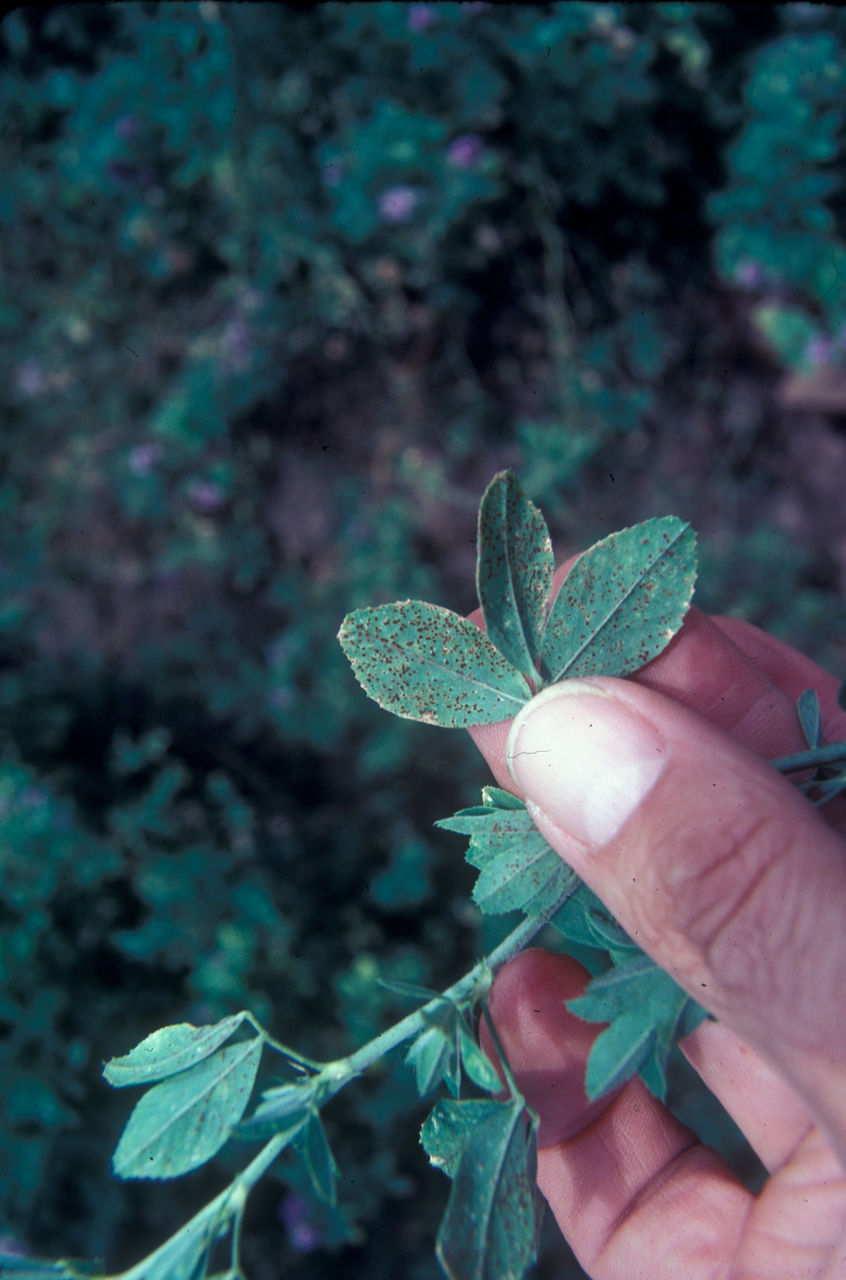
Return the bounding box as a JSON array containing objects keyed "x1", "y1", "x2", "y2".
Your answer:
[
  {"x1": 299, "y1": 1111, "x2": 338, "y2": 1205},
  {"x1": 338, "y1": 600, "x2": 531, "y2": 728},
  {"x1": 422, "y1": 1098, "x2": 539, "y2": 1280},
  {"x1": 112, "y1": 1039, "x2": 263, "y2": 1179},
  {"x1": 568, "y1": 955, "x2": 707, "y2": 1100},
  {"x1": 797, "y1": 688, "x2": 821, "y2": 748},
  {"x1": 234, "y1": 1078, "x2": 317, "y2": 1142},
  {"x1": 456, "y1": 1020, "x2": 503, "y2": 1095},
  {"x1": 476, "y1": 470, "x2": 553, "y2": 683},
  {"x1": 439, "y1": 790, "x2": 577, "y2": 917},
  {"x1": 104, "y1": 1014, "x2": 248, "y2": 1087},
  {"x1": 540, "y1": 516, "x2": 697, "y2": 683},
  {"x1": 581, "y1": 1013, "x2": 656, "y2": 1098},
  {"x1": 406, "y1": 1019, "x2": 460, "y2": 1098}
]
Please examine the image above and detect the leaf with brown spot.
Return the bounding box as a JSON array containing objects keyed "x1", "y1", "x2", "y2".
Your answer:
[
  {"x1": 338, "y1": 600, "x2": 532, "y2": 728},
  {"x1": 476, "y1": 470, "x2": 553, "y2": 685},
  {"x1": 540, "y1": 516, "x2": 697, "y2": 683}
]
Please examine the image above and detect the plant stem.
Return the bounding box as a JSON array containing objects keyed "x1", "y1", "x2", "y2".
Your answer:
[
  {"x1": 111, "y1": 896, "x2": 575, "y2": 1280},
  {"x1": 114, "y1": 1130, "x2": 291, "y2": 1280},
  {"x1": 326, "y1": 897, "x2": 572, "y2": 1094}
]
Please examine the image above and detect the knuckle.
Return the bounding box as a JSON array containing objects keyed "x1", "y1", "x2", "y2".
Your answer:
[{"x1": 636, "y1": 801, "x2": 806, "y2": 1014}]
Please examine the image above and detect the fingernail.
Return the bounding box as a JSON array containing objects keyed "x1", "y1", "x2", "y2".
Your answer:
[{"x1": 506, "y1": 681, "x2": 667, "y2": 848}]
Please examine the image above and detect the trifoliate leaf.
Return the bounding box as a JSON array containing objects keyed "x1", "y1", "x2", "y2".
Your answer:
[
  {"x1": 797, "y1": 688, "x2": 821, "y2": 748},
  {"x1": 476, "y1": 470, "x2": 553, "y2": 684},
  {"x1": 338, "y1": 600, "x2": 531, "y2": 728},
  {"x1": 422, "y1": 1098, "x2": 539, "y2": 1280},
  {"x1": 568, "y1": 955, "x2": 707, "y2": 1100},
  {"x1": 540, "y1": 516, "x2": 697, "y2": 683},
  {"x1": 112, "y1": 1038, "x2": 262, "y2": 1179}
]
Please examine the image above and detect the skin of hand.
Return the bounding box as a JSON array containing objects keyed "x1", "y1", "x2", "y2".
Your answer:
[{"x1": 468, "y1": 562, "x2": 846, "y2": 1279}]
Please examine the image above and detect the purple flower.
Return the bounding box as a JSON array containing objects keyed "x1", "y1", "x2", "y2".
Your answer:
[
  {"x1": 221, "y1": 317, "x2": 252, "y2": 371},
  {"x1": 379, "y1": 184, "x2": 418, "y2": 223},
  {"x1": 115, "y1": 114, "x2": 140, "y2": 140},
  {"x1": 321, "y1": 159, "x2": 343, "y2": 188},
  {"x1": 447, "y1": 133, "x2": 483, "y2": 170},
  {"x1": 128, "y1": 443, "x2": 161, "y2": 476},
  {"x1": 734, "y1": 259, "x2": 764, "y2": 289},
  {"x1": 806, "y1": 335, "x2": 833, "y2": 367},
  {"x1": 14, "y1": 359, "x2": 45, "y2": 398},
  {"x1": 279, "y1": 1194, "x2": 321, "y2": 1252},
  {"x1": 408, "y1": 3, "x2": 438, "y2": 31},
  {"x1": 186, "y1": 480, "x2": 225, "y2": 513}
]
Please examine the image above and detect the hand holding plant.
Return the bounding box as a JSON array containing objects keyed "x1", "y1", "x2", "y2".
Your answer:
[
  {"x1": 16, "y1": 473, "x2": 846, "y2": 1280},
  {"x1": 472, "y1": 595, "x2": 846, "y2": 1278}
]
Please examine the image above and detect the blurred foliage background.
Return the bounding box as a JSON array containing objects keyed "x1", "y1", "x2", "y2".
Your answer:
[{"x1": 2, "y1": 3, "x2": 846, "y2": 1277}]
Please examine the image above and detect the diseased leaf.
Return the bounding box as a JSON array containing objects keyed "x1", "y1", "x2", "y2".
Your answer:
[
  {"x1": 112, "y1": 1039, "x2": 262, "y2": 1179},
  {"x1": 104, "y1": 1014, "x2": 247, "y2": 1088},
  {"x1": 476, "y1": 471, "x2": 553, "y2": 683},
  {"x1": 540, "y1": 516, "x2": 697, "y2": 683},
  {"x1": 472, "y1": 839, "x2": 576, "y2": 917},
  {"x1": 439, "y1": 791, "x2": 577, "y2": 917},
  {"x1": 338, "y1": 601, "x2": 531, "y2": 728},
  {"x1": 422, "y1": 1098, "x2": 539, "y2": 1280}
]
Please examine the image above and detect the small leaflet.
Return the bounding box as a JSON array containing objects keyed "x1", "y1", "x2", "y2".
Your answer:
[
  {"x1": 112, "y1": 1038, "x2": 262, "y2": 1179},
  {"x1": 540, "y1": 516, "x2": 697, "y2": 683},
  {"x1": 299, "y1": 1111, "x2": 338, "y2": 1205},
  {"x1": 234, "y1": 1078, "x2": 317, "y2": 1142},
  {"x1": 103, "y1": 1013, "x2": 247, "y2": 1088},
  {"x1": 338, "y1": 600, "x2": 531, "y2": 728},
  {"x1": 476, "y1": 471, "x2": 553, "y2": 684},
  {"x1": 421, "y1": 1098, "x2": 539, "y2": 1280},
  {"x1": 456, "y1": 1019, "x2": 503, "y2": 1095},
  {"x1": 567, "y1": 955, "x2": 708, "y2": 1100},
  {"x1": 797, "y1": 688, "x2": 821, "y2": 748},
  {"x1": 407, "y1": 1021, "x2": 460, "y2": 1098}
]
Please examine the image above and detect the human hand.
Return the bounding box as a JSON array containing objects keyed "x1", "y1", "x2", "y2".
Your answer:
[{"x1": 469, "y1": 577, "x2": 846, "y2": 1278}]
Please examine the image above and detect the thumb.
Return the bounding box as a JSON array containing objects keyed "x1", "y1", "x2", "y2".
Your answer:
[{"x1": 505, "y1": 677, "x2": 846, "y2": 1158}]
